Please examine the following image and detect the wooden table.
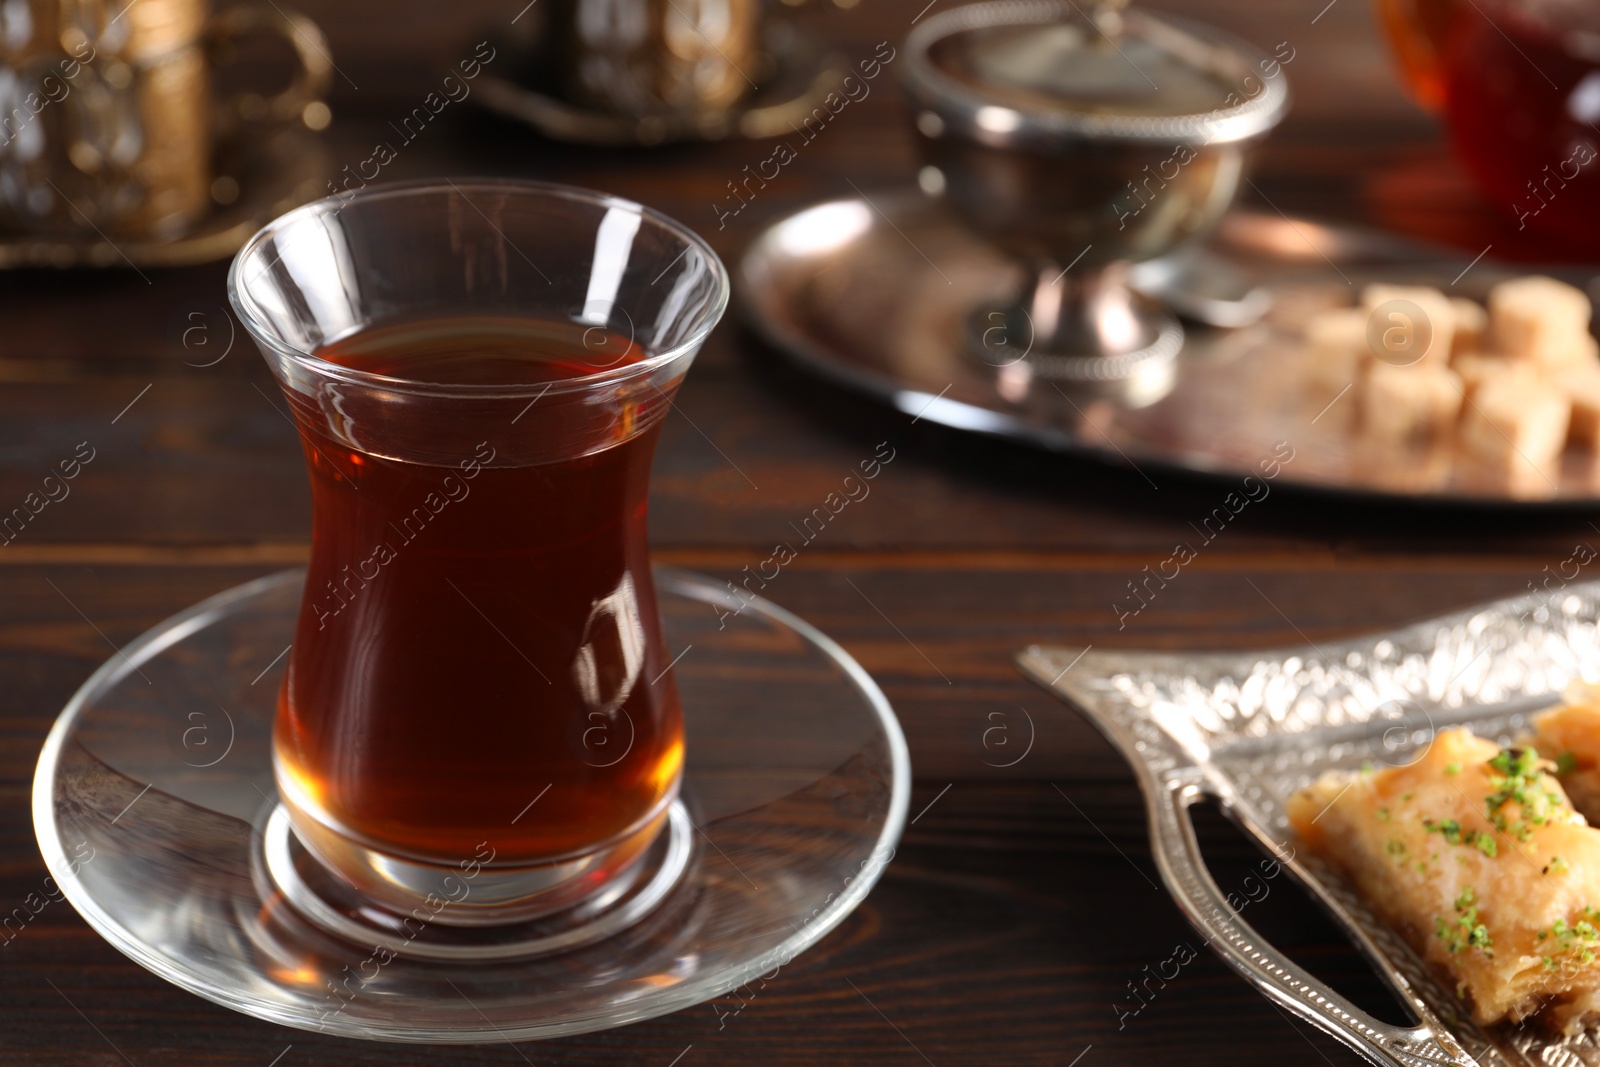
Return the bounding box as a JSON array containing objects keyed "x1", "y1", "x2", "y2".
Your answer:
[{"x1": 2, "y1": 0, "x2": 1593, "y2": 1063}]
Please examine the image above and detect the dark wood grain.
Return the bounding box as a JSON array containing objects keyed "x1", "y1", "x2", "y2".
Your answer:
[
  {"x1": 0, "y1": 0, "x2": 1593, "y2": 1061},
  {"x1": 0, "y1": 561, "x2": 1549, "y2": 787}
]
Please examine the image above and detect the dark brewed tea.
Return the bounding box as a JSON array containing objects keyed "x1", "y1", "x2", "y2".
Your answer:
[
  {"x1": 1443, "y1": 1, "x2": 1600, "y2": 248},
  {"x1": 1373, "y1": 0, "x2": 1459, "y2": 110},
  {"x1": 275, "y1": 316, "x2": 684, "y2": 867}
]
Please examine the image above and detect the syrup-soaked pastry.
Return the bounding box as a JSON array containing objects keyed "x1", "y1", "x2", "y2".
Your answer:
[{"x1": 1290, "y1": 728, "x2": 1600, "y2": 1032}]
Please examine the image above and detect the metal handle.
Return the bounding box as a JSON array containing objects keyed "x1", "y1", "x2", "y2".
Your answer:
[
  {"x1": 1147, "y1": 772, "x2": 1480, "y2": 1067},
  {"x1": 205, "y1": 5, "x2": 333, "y2": 131}
]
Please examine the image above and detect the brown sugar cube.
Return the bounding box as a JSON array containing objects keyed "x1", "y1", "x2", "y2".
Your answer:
[
  {"x1": 1451, "y1": 351, "x2": 1536, "y2": 401},
  {"x1": 1456, "y1": 450, "x2": 1562, "y2": 499},
  {"x1": 1450, "y1": 298, "x2": 1488, "y2": 357},
  {"x1": 1523, "y1": 326, "x2": 1600, "y2": 372},
  {"x1": 1572, "y1": 331, "x2": 1600, "y2": 366},
  {"x1": 1304, "y1": 307, "x2": 1369, "y2": 395},
  {"x1": 1487, "y1": 275, "x2": 1593, "y2": 369},
  {"x1": 1360, "y1": 362, "x2": 1463, "y2": 441},
  {"x1": 1350, "y1": 434, "x2": 1454, "y2": 492},
  {"x1": 1559, "y1": 365, "x2": 1600, "y2": 448},
  {"x1": 1361, "y1": 284, "x2": 1456, "y2": 368},
  {"x1": 1459, "y1": 371, "x2": 1571, "y2": 470}
]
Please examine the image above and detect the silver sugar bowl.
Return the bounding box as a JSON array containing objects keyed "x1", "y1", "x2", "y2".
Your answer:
[{"x1": 902, "y1": 0, "x2": 1290, "y2": 390}]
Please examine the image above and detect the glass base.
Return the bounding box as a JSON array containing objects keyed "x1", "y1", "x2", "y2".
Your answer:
[
  {"x1": 261, "y1": 801, "x2": 693, "y2": 961},
  {"x1": 273, "y1": 782, "x2": 682, "y2": 928},
  {"x1": 32, "y1": 567, "x2": 909, "y2": 1043}
]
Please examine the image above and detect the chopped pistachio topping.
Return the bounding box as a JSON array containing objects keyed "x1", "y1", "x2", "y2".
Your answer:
[
  {"x1": 1483, "y1": 746, "x2": 1564, "y2": 842},
  {"x1": 1420, "y1": 816, "x2": 1500, "y2": 857},
  {"x1": 1540, "y1": 914, "x2": 1600, "y2": 967},
  {"x1": 1435, "y1": 890, "x2": 1494, "y2": 957}
]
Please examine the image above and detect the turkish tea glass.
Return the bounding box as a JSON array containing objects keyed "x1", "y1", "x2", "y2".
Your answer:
[
  {"x1": 228, "y1": 178, "x2": 728, "y2": 927},
  {"x1": 1372, "y1": 0, "x2": 1459, "y2": 111},
  {"x1": 1440, "y1": 0, "x2": 1600, "y2": 249}
]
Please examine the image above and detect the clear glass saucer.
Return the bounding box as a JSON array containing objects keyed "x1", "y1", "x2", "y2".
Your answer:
[{"x1": 31, "y1": 567, "x2": 909, "y2": 1043}]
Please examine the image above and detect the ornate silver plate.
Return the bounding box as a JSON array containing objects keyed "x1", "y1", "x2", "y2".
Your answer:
[
  {"x1": 739, "y1": 190, "x2": 1600, "y2": 506},
  {"x1": 1018, "y1": 583, "x2": 1600, "y2": 1067}
]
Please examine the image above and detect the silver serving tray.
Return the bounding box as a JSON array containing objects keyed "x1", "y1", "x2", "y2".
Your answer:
[
  {"x1": 738, "y1": 190, "x2": 1600, "y2": 506},
  {"x1": 1017, "y1": 584, "x2": 1600, "y2": 1067}
]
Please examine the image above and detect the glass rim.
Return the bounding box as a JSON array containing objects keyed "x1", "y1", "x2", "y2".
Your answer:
[{"x1": 227, "y1": 177, "x2": 731, "y2": 399}]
